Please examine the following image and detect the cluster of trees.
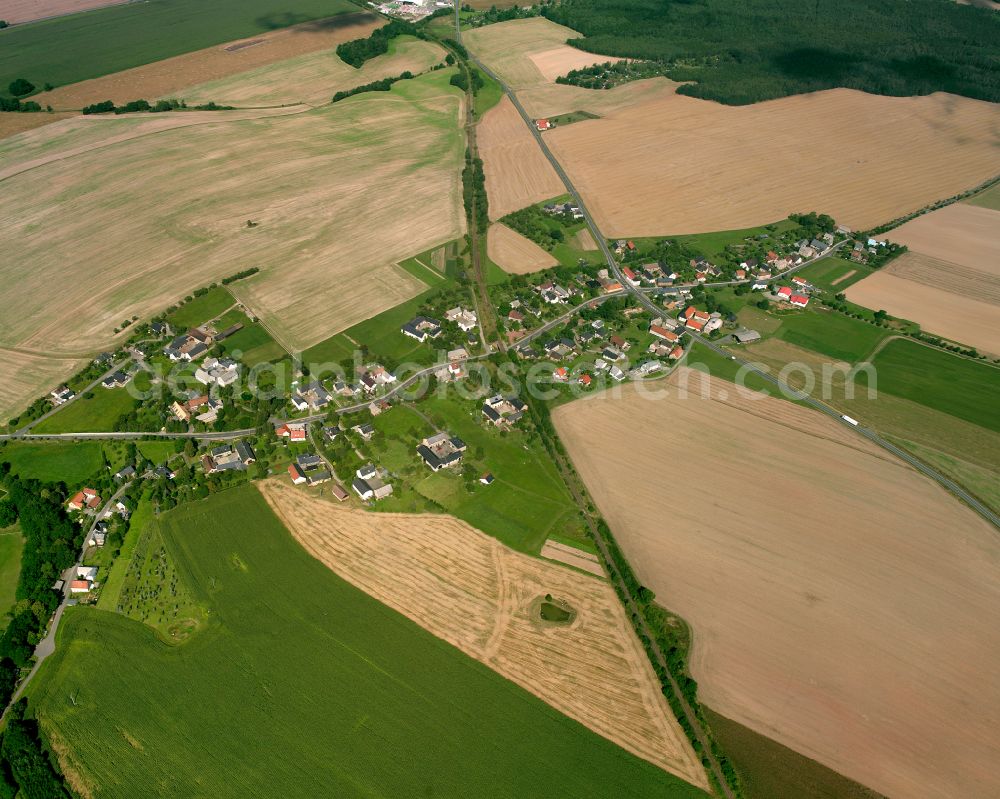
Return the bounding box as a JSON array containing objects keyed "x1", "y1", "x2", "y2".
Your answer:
[
  {"x1": 336, "y1": 20, "x2": 419, "y2": 68},
  {"x1": 542, "y1": 0, "x2": 1000, "y2": 105},
  {"x1": 501, "y1": 206, "x2": 574, "y2": 251},
  {"x1": 556, "y1": 59, "x2": 670, "y2": 90},
  {"x1": 0, "y1": 700, "x2": 70, "y2": 798},
  {"x1": 448, "y1": 67, "x2": 484, "y2": 94},
  {"x1": 462, "y1": 3, "x2": 539, "y2": 29},
  {"x1": 0, "y1": 469, "x2": 83, "y2": 727},
  {"x1": 331, "y1": 71, "x2": 413, "y2": 104},
  {"x1": 221, "y1": 267, "x2": 259, "y2": 285},
  {"x1": 788, "y1": 211, "x2": 835, "y2": 237},
  {"x1": 462, "y1": 148, "x2": 489, "y2": 235},
  {"x1": 0, "y1": 96, "x2": 40, "y2": 113},
  {"x1": 7, "y1": 79, "x2": 33, "y2": 97}
]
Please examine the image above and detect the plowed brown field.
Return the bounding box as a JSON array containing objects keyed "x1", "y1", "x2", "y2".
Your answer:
[
  {"x1": 259, "y1": 480, "x2": 708, "y2": 789},
  {"x1": 553, "y1": 369, "x2": 1000, "y2": 799},
  {"x1": 488, "y1": 223, "x2": 558, "y2": 274},
  {"x1": 478, "y1": 95, "x2": 564, "y2": 218},
  {"x1": 0, "y1": 0, "x2": 128, "y2": 24}
]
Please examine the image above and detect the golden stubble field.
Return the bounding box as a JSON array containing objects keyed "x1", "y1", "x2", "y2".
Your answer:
[
  {"x1": 846, "y1": 203, "x2": 1000, "y2": 353},
  {"x1": 0, "y1": 73, "x2": 465, "y2": 419},
  {"x1": 259, "y1": 480, "x2": 708, "y2": 790},
  {"x1": 178, "y1": 36, "x2": 446, "y2": 108},
  {"x1": 543, "y1": 88, "x2": 1000, "y2": 236},
  {"x1": 553, "y1": 369, "x2": 1000, "y2": 799},
  {"x1": 477, "y1": 95, "x2": 565, "y2": 219},
  {"x1": 487, "y1": 223, "x2": 558, "y2": 274},
  {"x1": 259, "y1": 480, "x2": 707, "y2": 787}
]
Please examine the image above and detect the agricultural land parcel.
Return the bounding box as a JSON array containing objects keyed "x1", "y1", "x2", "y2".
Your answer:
[
  {"x1": 23, "y1": 13, "x2": 381, "y2": 113},
  {"x1": 477, "y1": 95, "x2": 565, "y2": 219},
  {"x1": 0, "y1": 70, "x2": 466, "y2": 419},
  {"x1": 27, "y1": 485, "x2": 709, "y2": 799},
  {"x1": 553, "y1": 369, "x2": 1000, "y2": 799},
  {"x1": 487, "y1": 222, "x2": 558, "y2": 273},
  {"x1": 0, "y1": 0, "x2": 363, "y2": 94},
  {"x1": 846, "y1": 203, "x2": 1000, "y2": 354},
  {"x1": 176, "y1": 36, "x2": 445, "y2": 108},
  {"x1": 261, "y1": 481, "x2": 708, "y2": 788}
]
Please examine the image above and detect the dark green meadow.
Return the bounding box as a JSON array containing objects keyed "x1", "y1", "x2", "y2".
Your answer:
[
  {"x1": 0, "y1": 0, "x2": 361, "y2": 95},
  {"x1": 28, "y1": 485, "x2": 708, "y2": 799}
]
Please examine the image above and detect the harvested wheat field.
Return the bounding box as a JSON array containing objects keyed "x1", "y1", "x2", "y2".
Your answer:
[
  {"x1": 259, "y1": 480, "x2": 708, "y2": 789},
  {"x1": 463, "y1": 18, "x2": 606, "y2": 90},
  {"x1": 543, "y1": 88, "x2": 1000, "y2": 236},
  {"x1": 478, "y1": 95, "x2": 564, "y2": 219},
  {"x1": 887, "y1": 203, "x2": 1000, "y2": 271},
  {"x1": 847, "y1": 254, "x2": 1000, "y2": 354},
  {"x1": 178, "y1": 36, "x2": 445, "y2": 108},
  {"x1": 488, "y1": 223, "x2": 558, "y2": 273},
  {"x1": 553, "y1": 369, "x2": 1000, "y2": 799},
  {"x1": 32, "y1": 12, "x2": 381, "y2": 110},
  {"x1": 0, "y1": 111, "x2": 74, "y2": 141},
  {"x1": 0, "y1": 349, "x2": 87, "y2": 424},
  {"x1": 0, "y1": 71, "x2": 464, "y2": 371},
  {"x1": 0, "y1": 0, "x2": 128, "y2": 24}
]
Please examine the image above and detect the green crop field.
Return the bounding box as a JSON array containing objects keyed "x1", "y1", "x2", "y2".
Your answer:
[
  {"x1": 97, "y1": 495, "x2": 154, "y2": 613},
  {"x1": 474, "y1": 67, "x2": 504, "y2": 117},
  {"x1": 28, "y1": 486, "x2": 707, "y2": 798},
  {"x1": 0, "y1": 0, "x2": 360, "y2": 95},
  {"x1": 865, "y1": 338, "x2": 1000, "y2": 433},
  {"x1": 775, "y1": 308, "x2": 888, "y2": 364},
  {"x1": 0, "y1": 440, "x2": 104, "y2": 484},
  {"x1": 219, "y1": 322, "x2": 286, "y2": 366},
  {"x1": 33, "y1": 387, "x2": 138, "y2": 434},
  {"x1": 797, "y1": 257, "x2": 874, "y2": 293},
  {"x1": 0, "y1": 525, "x2": 24, "y2": 631},
  {"x1": 165, "y1": 286, "x2": 235, "y2": 330}
]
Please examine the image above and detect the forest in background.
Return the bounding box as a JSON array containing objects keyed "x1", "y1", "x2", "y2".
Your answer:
[{"x1": 542, "y1": 0, "x2": 1000, "y2": 105}]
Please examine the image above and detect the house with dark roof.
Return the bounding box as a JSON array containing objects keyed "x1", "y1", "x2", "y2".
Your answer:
[
  {"x1": 401, "y1": 316, "x2": 442, "y2": 342},
  {"x1": 416, "y1": 432, "x2": 467, "y2": 471}
]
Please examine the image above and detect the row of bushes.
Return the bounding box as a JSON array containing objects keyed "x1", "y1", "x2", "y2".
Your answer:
[
  {"x1": 462, "y1": 147, "x2": 489, "y2": 235},
  {"x1": 0, "y1": 97, "x2": 41, "y2": 113},
  {"x1": 221, "y1": 267, "x2": 260, "y2": 285},
  {"x1": 82, "y1": 98, "x2": 232, "y2": 115},
  {"x1": 331, "y1": 71, "x2": 413, "y2": 104}
]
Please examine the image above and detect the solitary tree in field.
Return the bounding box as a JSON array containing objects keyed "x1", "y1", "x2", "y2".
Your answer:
[{"x1": 8, "y1": 78, "x2": 34, "y2": 96}]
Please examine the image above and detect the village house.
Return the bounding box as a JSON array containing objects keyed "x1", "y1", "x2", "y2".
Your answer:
[
  {"x1": 578, "y1": 373, "x2": 593, "y2": 387},
  {"x1": 507, "y1": 309, "x2": 525, "y2": 324},
  {"x1": 68, "y1": 488, "x2": 101, "y2": 512},
  {"x1": 194, "y1": 357, "x2": 240, "y2": 388},
  {"x1": 553, "y1": 366, "x2": 569, "y2": 382},
  {"x1": 352, "y1": 423, "x2": 375, "y2": 441},
  {"x1": 600, "y1": 277, "x2": 624, "y2": 293},
  {"x1": 682, "y1": 306, "x2": 710, "y2": 331},
  {"x1": 288, "y1": 453, "x2": 331, "y2": 486},
  {"x1": 101, "y1": 370, "x2": 131, "y2": 389},
  {"x1": 482, "y1": 394, "x2": 527, "y2": 427},
  {"x1": 790, "y1": 294, "x2": 810, "y2": 308},
  {"x1": 445, "y1": 306, "x2": 478, "y2": 332},
  {"x1": 353, "y1": 463, "x2": 393, "y2": 501},
  {"x1": 601, "y1": 344, "x2": 625, "y2": 362},
  {"x1": 170, "y1": 393, "x2": 221, "y2": 423},
  {"x1": 434, "y1": 361, "x2": 465, "y2": 382},
  {"x1": 163, "y1": 327, "x2": 213, "y2": 362},
  {"x1": 275, "y1": 421, "x2": 308, "y2": 442},
  {"x1": 359, "y1": 365, "x2": 396, "y2": 395},
  {"x1": 609, "y1": 365, "x2": 626, "y2": 382},
  {"x1": 114, "y1": 465, "x2": 136, "y2": 481},
  {"x1": 322, "y1": 424, "x2": 341, "y2": 442},
  {"x1": 732, "y1": 329, "x2": 762, "y2": 344},
  {"x1": 535, "y1": 118, "x2": 552, "y2": 131},
  {"x1": 202, "y1": 443, "x2": 255, "y2": 474},
  {"x1": 416, "y1": 432, "x2": 467, "y2": 472},
  {"x1": 649, "y1": 323, "x2": 680, "y2": 343},
  {"x1": 50, "y1": 386, "x2": 75, "y2": 405},
  {"x1": 401, "y1": 316, "x2": 442, "y2": 343},
  {"x1": 537, "y1": 282, "x2": 571, "y2": 304},
  {"x1": 544, "y1": 338, "x2": 576, "y2": 360},
  {"x1": 622, "y1": 266, "x2": 641, "y2": 287},
  {"x1": 291, "y1": 381, "x2": 333, "y2": 412}
]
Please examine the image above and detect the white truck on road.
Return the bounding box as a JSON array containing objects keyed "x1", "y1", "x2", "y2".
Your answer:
[{"x1": 841, "y1": 414, "x2": 860, "y2": 427}]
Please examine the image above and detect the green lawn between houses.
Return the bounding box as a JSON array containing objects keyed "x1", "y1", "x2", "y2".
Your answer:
[
  {"x1": 0, "y1": 440, "x2": 104, "y2": 485},
  {"x1": 862, "y1": 338, "x2": 1000, "y2": 433},
  {"x1": 28, "y1": 485, "x2": 708, "y2": 799},
  {"x1": 32, "y1": 386, "x2": 139, "y2": 434},
  {"x1": 0, "y1": 0, "x2": 360, "y2": 96}
]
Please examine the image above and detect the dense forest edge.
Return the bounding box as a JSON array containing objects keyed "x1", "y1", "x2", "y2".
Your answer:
[{"x1": 541, "y1": 0, "x2": 1000, "y2": 105}]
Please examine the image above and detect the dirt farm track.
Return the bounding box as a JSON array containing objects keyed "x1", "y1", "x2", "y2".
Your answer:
[
  {"x1": 553, "y1": 370, "x2": 1000, "y2": 799},
  {"x1": 260, "y1": 481, "x2": 709, "y2": 790}
]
